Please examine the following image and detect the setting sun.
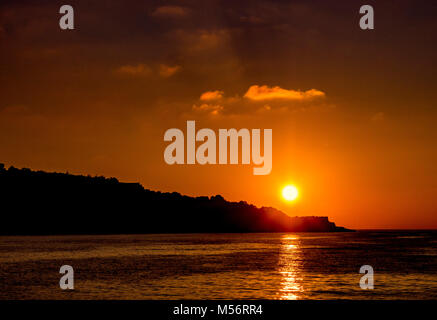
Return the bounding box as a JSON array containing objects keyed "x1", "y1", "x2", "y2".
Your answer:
[{"x1": 282, "y1": 185, "x2": 299, "y2": 202}]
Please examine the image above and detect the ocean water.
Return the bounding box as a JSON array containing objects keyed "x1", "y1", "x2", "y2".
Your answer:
[{"x1": 0, "y1": 231, "x2": 436, "y2": 299}]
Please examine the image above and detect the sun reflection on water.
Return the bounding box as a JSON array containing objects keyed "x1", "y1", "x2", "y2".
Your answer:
[{"x1": 278, "y1": 234, "x2": 304, "y2": 300}]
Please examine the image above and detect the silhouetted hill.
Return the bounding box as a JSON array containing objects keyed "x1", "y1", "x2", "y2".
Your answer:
[{"x1": 0, "y1": 164, "x2": 352, "y2": 235}]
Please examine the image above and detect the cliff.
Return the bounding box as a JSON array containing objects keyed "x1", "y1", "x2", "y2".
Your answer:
[{"x1": 0, "y1": 164, "x2": 352, "y2": 235}]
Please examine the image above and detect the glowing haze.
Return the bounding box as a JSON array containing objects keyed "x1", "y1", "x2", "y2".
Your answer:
[{"x1": 0, "y1": 0, "x2": 436, "y2": 229}]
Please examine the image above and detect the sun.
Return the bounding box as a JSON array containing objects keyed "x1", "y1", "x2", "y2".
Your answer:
[{"x1": 282, "y1": 185, "x2": 299, "y2": 201}]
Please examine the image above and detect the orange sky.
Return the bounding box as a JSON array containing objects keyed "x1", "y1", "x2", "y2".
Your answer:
[{"x1": 1, "y1": 0, "x2": 436, "y2": 229}]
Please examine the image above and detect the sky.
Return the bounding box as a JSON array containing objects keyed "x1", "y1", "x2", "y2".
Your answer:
[{"x1": 1, "y1": 0, "x2": 436, "y2": 229}]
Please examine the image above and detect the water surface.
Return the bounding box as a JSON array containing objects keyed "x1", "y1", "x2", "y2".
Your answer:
[{"x1": 1, "y1": 231, "x2": 436, "y2": 299}]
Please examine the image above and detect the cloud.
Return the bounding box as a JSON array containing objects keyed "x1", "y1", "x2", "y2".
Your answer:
[
  {"x1": 200, "y1": 90, "x2": 224, "y2": 101},
  {"x1": 151, "y1": 6, "x2": 190, "y2": 18},
  {"x1": 192, "y1": 104, "x2": 224, "y2": 116},
  {"x1": 239, "y1": 15, "x2": 265, "y2": 24},
  {"x1": 0, "y1": 25, "x2": 5, "y2": 39},
  {"x1": 244, "y1": 85, "x2": 325, "y2": 101},
  {"x1": 115, "y1": 63, "x2": 181, "y2": 78},
  {"x1": 189, "y1": 85, "x2": 331, "y2": 118},
  {"x1": 172, "y1": 29, "x2": 231, "y2": 53},
  {"x1": 115, "y1": 64, "x2": 151, "y2": 77},
  {"x1": 159, "y1": 64, "x2": 181, "y2": 78},
  {"x1": 0, "y1": 105, "x2": 30, "y2": 115},
  {"x1": 371, "y1": 112, "x2": 385, "y2": 123}
]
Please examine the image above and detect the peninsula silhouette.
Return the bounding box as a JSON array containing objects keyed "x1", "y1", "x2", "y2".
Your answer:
[{"x1": 0, "y1": 164, "x2": 351, "y2": 235}]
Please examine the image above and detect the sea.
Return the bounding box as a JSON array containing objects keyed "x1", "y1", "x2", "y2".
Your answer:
[{"x1": 1, "y1": 231, "x2": 436, "y2": 299}]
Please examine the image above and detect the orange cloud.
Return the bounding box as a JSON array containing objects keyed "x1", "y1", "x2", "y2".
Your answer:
[
  {"x1": 115, "y1": 64, "x2": 151, "y2": 76},
  {"x1": 244, "y1": 85, "x2": 325, "y2": 101},
  {"x1": 172, "y1": 29, "x2": 231, "y2": 53},
  {"x1": 200, "y1": 90, "x2": 224, "y2": 101},
  {"x1": 371, "y1": 112, "x2": 385, "y2": 123},
  {"x1": 192, "y1": 104, "x2": 224, "y2": 115},
  {"x1": 151, "y1": 6, "x2": 190, "y2": 17},
  {"x1": 159, "y1": 64, "x2": 181, "y2": 78},
  {"x1": 191, "y1": 86, "x2": 329, "y2": 116},
  {"x1": 0, "y1": 105, "x2": 30, "y2": 115}
]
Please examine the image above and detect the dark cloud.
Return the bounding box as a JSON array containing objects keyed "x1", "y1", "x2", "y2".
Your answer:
[{"x1": 151, "y1": 5, "x2": 191, "y2": 18}]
